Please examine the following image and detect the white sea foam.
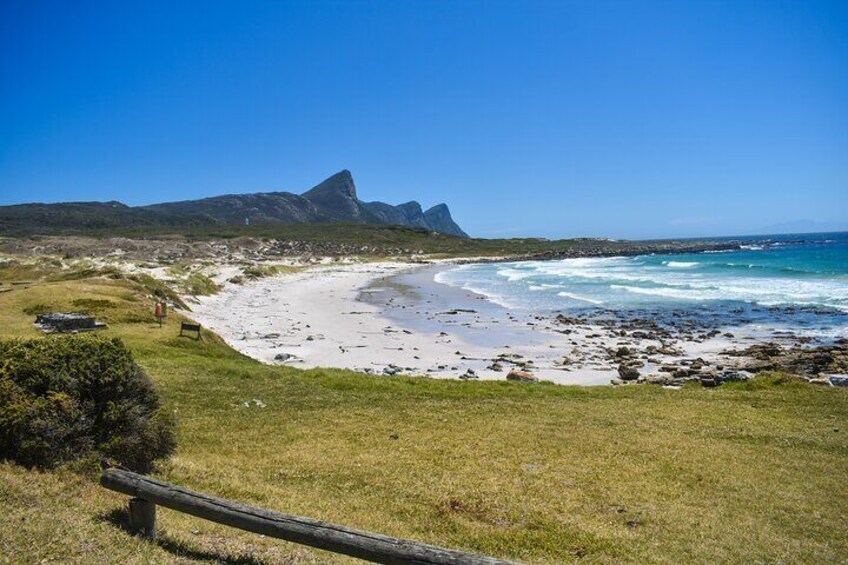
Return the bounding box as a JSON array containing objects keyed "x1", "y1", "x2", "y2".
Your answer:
[
  {"x1": 610, "y1": 285, "x2": 710, "y2": 300},
  {"x1": 556, "y1": 291, "x2": 604, "y2": 305},
  {"x1": 528, "y1": 283, "x2": 564, "y2": 291},
  {"x1": 460, "y1": 284, "x2": 515, "y2": 309},
  {"x1": 436, "y1": 243, "x2": 848, "y2": 321}
]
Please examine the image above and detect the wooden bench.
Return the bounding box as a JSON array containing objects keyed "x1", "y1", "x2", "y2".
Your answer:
[
  {"x1": 179, "y1": 322, "x2": 202, "y2": 340},
  {"x1": 101, "y1": 469, "x2": 518, "y2": 564}
]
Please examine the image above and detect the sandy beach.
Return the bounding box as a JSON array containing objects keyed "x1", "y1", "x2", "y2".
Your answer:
[{"x1": 190, "y1": 261, "x2": 751, "y2": 385}]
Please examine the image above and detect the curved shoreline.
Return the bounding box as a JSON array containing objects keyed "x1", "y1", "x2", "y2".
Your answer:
[{"x1": 188, "y1": 259, "x2": 763, "y2": 386}]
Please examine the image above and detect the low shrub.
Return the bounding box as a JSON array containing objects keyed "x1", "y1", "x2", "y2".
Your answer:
[
  {"x1": 122, "y1": 273, "x2": 189, "y2": 310},
  {"x1": 179, "y1": 273, "x2": 220, "y2": 296},
  {"x1": 0, "y1": 335, "x2": 176, "y2": 472},
  {"x1": 242, "y1": 264, "x2": 280, "y2": 280}
]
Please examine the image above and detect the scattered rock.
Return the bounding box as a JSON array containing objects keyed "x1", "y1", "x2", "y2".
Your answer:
[
  {"x1": 460, "y1": 368, "x2": 479, "y2": 380},
  {"x1": 274, "y1": 353, "x2": 296, "y2": 362},
  {"x1": 617, "y1": 364, "x2": 640, "y2": 381},
  {"x1": 506, "y1": 370, "x2": 537, "y2": 383}
]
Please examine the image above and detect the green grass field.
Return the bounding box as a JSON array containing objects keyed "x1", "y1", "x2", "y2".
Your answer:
[{"x1": 1, "y1": 271, "x2": 847, "y2": 564}]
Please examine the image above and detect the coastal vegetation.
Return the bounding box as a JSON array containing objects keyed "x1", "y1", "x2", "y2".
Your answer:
[
  {"x1": 0, "y1": 222, "x2": 742, "y2": 265},
  {"x1": 0, "y1": 266, "x2": 846, "y2": 563},
  {"x1": 0, "y1": 335, "x2": 175, "y2": 472}
]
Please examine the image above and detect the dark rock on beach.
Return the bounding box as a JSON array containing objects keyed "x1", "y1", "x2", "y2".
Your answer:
[{"x1": 617, "y1": 364, "x2": 640, "y2": 381}]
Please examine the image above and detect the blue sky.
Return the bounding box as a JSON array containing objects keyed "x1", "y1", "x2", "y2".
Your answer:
[{"x1": 1, "y1": 1, "x2": 846, "y2": 239}]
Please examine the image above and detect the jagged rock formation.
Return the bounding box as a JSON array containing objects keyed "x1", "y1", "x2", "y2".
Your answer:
[{"x1": 0, "y1": 170, "x2": 468, "y2": 237}]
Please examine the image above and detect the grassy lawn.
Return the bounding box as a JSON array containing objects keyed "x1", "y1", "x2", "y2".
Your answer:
[{"x1": 1, "y1": 274, "x2": 847, "y2": 564}]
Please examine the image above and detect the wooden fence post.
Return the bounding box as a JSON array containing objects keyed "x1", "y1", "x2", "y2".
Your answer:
[{"x1": 128, "y1": 497, "x2": 156, "y2": 540}]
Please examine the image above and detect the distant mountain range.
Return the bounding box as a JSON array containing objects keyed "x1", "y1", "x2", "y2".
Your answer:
[{"x1": 0, "y1": 170, "x2": 468, "y2": 237}]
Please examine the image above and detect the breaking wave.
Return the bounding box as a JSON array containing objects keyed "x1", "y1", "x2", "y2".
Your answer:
[{"x1": 434, "y1": 233, "x2": 848, "y2": 336}]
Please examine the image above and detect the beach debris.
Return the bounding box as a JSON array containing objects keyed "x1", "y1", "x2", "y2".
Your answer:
[
  {"x1": 34, "y1": 312, "x2": 106, "y2": 333},
  {"x1": 383, "y1": 365, "x2": 402, "y2": 376},
  {"x1": 506, "y1": 370, "x2": 537, "y2": 383},
  {"x1": 459, "y1": 368, "x2": 478, "y2": 380}
]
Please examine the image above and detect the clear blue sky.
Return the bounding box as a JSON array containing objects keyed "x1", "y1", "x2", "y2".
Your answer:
[{"x1": 1, "y1": 1, "x2": 846, "y2": 239}]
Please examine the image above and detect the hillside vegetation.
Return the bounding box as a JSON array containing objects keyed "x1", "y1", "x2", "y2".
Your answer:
[
  {"x1": 0, "y1": 266, "x2": 846, "y2": 564},
  {"x1": 0, "y1": 222, "x2": 742, "y2": 265}
]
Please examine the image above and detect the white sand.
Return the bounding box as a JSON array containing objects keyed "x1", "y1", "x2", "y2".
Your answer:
[
  {"x1": 189, "y1": 261, "x2": 745, "y2": 386},
  {"x1": 189, "y1": 262, "x2": 617, "y2": 384}
]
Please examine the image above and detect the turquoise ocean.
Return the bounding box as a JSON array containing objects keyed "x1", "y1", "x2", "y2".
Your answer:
[{"x1": 435, "y1": 232, "x2": 848, "y2": 341}]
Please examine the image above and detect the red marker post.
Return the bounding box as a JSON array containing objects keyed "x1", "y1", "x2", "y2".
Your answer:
[{"x1": 155, "y1": 302, "x2": 165, "y2": 328}]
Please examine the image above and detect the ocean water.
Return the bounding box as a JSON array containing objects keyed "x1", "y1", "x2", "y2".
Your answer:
[{"x1": 435, "y1": 232, "x2": 848, "y2": 340}]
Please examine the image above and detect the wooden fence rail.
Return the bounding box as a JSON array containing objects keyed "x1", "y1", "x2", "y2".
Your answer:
[{"x1": 101, "y1": 469, "x2": 520, "y2": 565}]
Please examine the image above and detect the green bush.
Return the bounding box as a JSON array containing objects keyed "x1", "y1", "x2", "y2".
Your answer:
[{"x1": 0, "y1": 335, "x2": 175, "y2": 472}]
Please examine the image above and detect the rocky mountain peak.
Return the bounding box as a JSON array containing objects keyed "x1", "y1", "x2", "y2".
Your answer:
[
  {"x1": 424, "y1": 203, "x2": 468, "y2": 238},
  {"x1": 302, "y1": 169, "x2": 357, "y2": 200}
]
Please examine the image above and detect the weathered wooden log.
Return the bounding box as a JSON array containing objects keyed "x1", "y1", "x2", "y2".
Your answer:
[
  {"x1": 128, "y1": 497, "x2": 156, "y2": 539},
  {"x1": 101, "y1": 469, "x2": 519, "y2": 565}
]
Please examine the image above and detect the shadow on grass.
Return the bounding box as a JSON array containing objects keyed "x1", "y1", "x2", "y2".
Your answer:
[{"x1": 98, "y1": 507, "x2": 275, "y2": 565}]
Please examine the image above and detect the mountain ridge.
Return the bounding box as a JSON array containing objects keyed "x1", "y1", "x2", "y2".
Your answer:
[{"x1": 0, "y1": 170, "x2": 468, "y2": 237}]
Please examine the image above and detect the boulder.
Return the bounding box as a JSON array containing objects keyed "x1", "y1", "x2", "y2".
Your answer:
[
  {"x1": 717, "y1": 370, "x2": 751, "y2": 383},
  {"x1": 274, "y1": 353, "x2": 296, "y2": 362},
  {"x1": 460, "y1": 369, "x2": 479, "y2": 380},
  {"x1": 506, "y1": 370, "x2": 537, "y2": 383},
  {"x1": 617, "y1": 364, "x2": 640, "y2": 381},
  {"x1": 644, "y1": 374, "x2": 671, "y2": 386}
]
